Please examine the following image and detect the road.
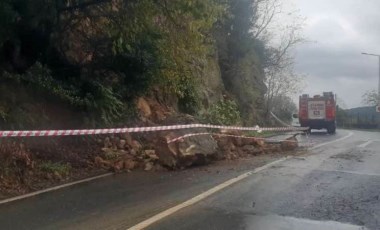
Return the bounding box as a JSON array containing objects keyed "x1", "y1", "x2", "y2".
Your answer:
[{"x1": 0, "y1": 129, "x2": 379, "y2": 230}]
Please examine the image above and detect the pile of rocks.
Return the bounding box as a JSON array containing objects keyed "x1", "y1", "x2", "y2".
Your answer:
[
  {"x1": 94, "y1": 133, "x2": 163, "y2": 172},
  {"x1": 213, "y1": 130, "x2": 299, "y2": 160},
  {"x1": 93, "y1": 96, "x2": 300, "y2": 172},
  {"x1": 94, "y1": 130, "x2": 299, "y2": 172}
]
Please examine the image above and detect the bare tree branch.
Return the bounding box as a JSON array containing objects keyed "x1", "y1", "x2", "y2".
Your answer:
[{"x1": 253, "y1": 0, "x2": 281, "y2": 39}]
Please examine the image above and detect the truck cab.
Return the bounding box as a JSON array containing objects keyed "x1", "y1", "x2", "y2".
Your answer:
[{"x1": 299, "y1": 92, "x2": 336, "y2": 134}]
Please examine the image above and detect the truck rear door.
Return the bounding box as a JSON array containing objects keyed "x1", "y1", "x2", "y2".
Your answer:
[{"x1": 308, "y1": 100, "x2": 326, "y2": 120}]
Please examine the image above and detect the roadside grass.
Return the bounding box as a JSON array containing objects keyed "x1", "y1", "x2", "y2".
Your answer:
[
  {"x1": 245, "y1": 131, "x2": 276, "y2": 138},
  {"x1": 39, "y1": 161, "x2": 71, "y2": 176}
]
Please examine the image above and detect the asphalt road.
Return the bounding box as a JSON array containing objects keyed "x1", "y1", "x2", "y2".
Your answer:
[{"x1": 0, "y1": 129, "x2": 379, "y2": 230}]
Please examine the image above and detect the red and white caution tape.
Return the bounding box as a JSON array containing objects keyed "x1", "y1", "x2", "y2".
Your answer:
[
  {"x1": 0, "y1": 124, "x2": 308, "y2": 138},
  {"x1": 167, "y1": 132, "x2": 300, "y2": 144}
]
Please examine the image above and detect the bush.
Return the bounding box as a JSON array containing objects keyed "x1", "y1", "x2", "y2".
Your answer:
[
  {"x1": 39, "y1": 161, "x2": 71, "y2": 176},
  {"x1": 201, "y1": 99, "x2": 241, "y2": 125}
]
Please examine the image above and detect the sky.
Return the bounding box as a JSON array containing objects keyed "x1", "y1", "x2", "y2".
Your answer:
[{"x1": 287, "y1": 0, "x2": 380, "y2": 108}]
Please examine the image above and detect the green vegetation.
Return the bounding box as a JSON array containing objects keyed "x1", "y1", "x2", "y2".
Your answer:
[
  {"x1": 337, "y1": 106, "x2": 380, "y2": 129},
  {"x1": 362, "y1": 89, "x2": 379, "y2": 106},
  {"x1": 39, "y1": 161, "x2": 71, "y2": 176},
  {"x1": 0, "y1": 0, "x2": 302, "y2": 128},
  {"x1": 246, "y1": 131, "x2": 275, "y2": 138},
  {"x1": 201, "y1": 99, "x2": 241, "y2": 125}
]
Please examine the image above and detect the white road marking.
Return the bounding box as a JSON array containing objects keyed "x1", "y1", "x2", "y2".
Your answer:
[
  {"x1": 310, "y1": 131, "x2": 354, "y2": 150},
  {"x1": 322, "y1": 168, "x2": 380, "y2": 177},
  {"x1": 129, "y1": 131, "x2": 355, "y2": 229},
  {"x1": 127, "y1": 157, "x2": 291, "y2": 230},
  {"x1": 278, "y1": 165, "x2": 380, "y2": 178},
  {"x1": 246, "y1": 214, "x2": 367, "y2": 230},
  {"x1": 358, "y1": 140, "x2": 373, "y2": 148},
  {"x1": 0, "y1": 173, "x2": 113, "y2": 205}
]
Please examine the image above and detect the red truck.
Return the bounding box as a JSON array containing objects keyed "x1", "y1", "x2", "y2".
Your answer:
[{"x1": 298, "y1": 92, "x2": 336, "y2": 134}]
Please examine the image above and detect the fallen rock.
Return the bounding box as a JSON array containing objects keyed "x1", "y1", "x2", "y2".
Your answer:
[
  {"x1": 220, "y1": 129, "x2": 242, "y2": 136},
  {"x1": 263, "y1": 145, "x2": 282, "y2": 153},
  {"x1": 111, "y1": 136, "x2": 120, "y2": 150},
  {"x1": 242, "y1": 145, "x2": 263, "y2": 155},
  {"x1": 152, "y1": 115, "x2": 218, "y2": 168},
  {"x1": 94, "y1": 156, "x2": 112, "y2": 169},
  {"x1": 118, "y1": 139, "x2": 126, "y2": 149},
  {"x1": 153, "y1": 133, "x2": 179, "y2": 168},
  {"x1": 144, "y1": 150, "x2": 158, "y2": 160},
  {"x1": 96, "y1": 138, "x2": 103, "y2": 145},
  {"x1": 229, "y1": 143, "x2": 236, "y2": 151},
  {"x1": 177, "y1": 133, "x2": 217, "y2": 167},
  {"x1": 254, "y1": 139, "x2": 266, "y2": 148},
  {"x1": 122, "y1": 153, "x2": 134, "y2": 160},
  {"x1": 242, "y1": 145, "x2": 256, "y2": 153},
  {"x1": 137, "y1": 97, "x2": 152, "y2": 118},
  {"x1": 154, "y1": 110, "x2": 166, "y2": 121},
  {"x1": 53, "y1": 171, "x2": 63, "y2": 181},
  {"x1": 144, "y1": 162, "x2": 154, "y2": 171},
  {"x1": 232, "y1": 137, "x2": 244, "y2": 147},
  {"x1": 113, "y1": 160, "x2": 124, "y2": 172},
  {"x1": 131, "y1": 140, "x2": 142, "y2": 151},
  {"x1": 101, "y1": 148, "x2": 127, "y2": 160},
  {"x1": 130, "y1": 149, "x2": 137, "y2": 156},
  {"x1": 178, "y1": 144, "x2": 197, "y2": 156},
  {"x1": 104, "y1": 137, "x2": 111, "y2": 148},
  {"x1": 124, "y1": 159, "x2": 136, "y2": 170},
  {"x1": 236, "y1": 148, "x2": 247, "y2": 157},
  {"x1": 225, "y1": 150, "x2": 238, "y2": 160},
  {"x1": 241, "y1": 138, "x2": 257, "y2": 146},
  {"x1": 123, "y1": 133, "x2": 133, "y2": 146},
  {"x1": 216, "y1": 137, "x2": 235, "y2": 151},
  {"x1": 281, "y1": 136, "x2": 298, "y2": 151}
]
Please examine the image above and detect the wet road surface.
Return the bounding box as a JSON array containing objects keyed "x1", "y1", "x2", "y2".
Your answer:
[{"x1": 0, "y1": 129, "x2": 379, "y2": 230}]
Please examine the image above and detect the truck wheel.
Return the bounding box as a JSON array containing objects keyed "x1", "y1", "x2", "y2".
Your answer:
[
  {"x1": 307, "y1": 128, "x2": 312, "y2": 134},
  {"x1": 302, "y1": 127, "x2": 311, "y2": 135},
  {"x1": 327, "y1": 123, "x2": 336, "y2": 134}
]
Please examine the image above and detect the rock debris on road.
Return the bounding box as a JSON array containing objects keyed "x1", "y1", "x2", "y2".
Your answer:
[{"x1": 1, "y1": 129, "x2": 379, "y2": 230}]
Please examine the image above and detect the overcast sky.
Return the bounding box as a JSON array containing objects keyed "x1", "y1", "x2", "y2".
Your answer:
[{"x1": 289, "y1": 0, "x2": 380, "y2": 108}]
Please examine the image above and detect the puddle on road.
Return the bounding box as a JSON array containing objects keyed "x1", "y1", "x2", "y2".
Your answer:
[{"x1": 330, "y1": 149, "x2": 369, "y2": 162}]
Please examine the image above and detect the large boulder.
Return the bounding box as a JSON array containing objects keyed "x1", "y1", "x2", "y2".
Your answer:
[
  {"x1": 152, "y1": 129, "x2": 218, "y2": 169},
  {"x1": 177, "y1": 133, "x2": 218, "y2": 167},
  {"x1": 281, "y1": 136, "x2": 298, "y2": 151},
  {"x1": 148, "y1": 114, "x2": 218, "y2": 169},
  {"x1": 151, "y1": 132, "x2": 180, "y2": 168}
]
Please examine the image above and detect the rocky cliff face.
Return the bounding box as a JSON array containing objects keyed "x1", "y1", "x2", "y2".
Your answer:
[{"x1": 198, "y1": 57, "x2": 226, "y2": 111}]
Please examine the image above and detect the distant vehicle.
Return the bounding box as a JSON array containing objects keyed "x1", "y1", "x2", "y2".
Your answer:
[
  {"x1": 291, "y1": 113, "x2": 300, "y2": 127},
  {"x1": 298, "y1": 92, "x2": 336, "y2": 134}
]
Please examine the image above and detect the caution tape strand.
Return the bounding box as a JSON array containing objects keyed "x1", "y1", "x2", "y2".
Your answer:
[{"x1": 0, "y1": 124, "x2": 309, "y2": 138}]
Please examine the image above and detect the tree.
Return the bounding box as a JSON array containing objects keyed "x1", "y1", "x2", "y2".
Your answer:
[
  {"x1": 0, "y1": 0, "x2": 227, "y2": 126},
  {"x1": 336, "y1": 97, "x2": 348, "y2": 110},
  {"x1": 248, "y1": 0, "x2": 305, "y2": 117},
  {"x1": 214, "y1": 0, "x2": 267, "y2": 125},
  {"x1": 362, "y1": 89, "x2": 379, "y2": 106},
  {"x1": 270, "y1": 95, "x2": 297, "y2": 123},
  {"x1": 264, "y1": 65, "x2": 304, "y2": 115}
]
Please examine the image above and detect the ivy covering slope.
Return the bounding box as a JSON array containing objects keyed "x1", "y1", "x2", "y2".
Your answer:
[{"x1": 0, "y1": 0, "x2": 268, "y2": 128}]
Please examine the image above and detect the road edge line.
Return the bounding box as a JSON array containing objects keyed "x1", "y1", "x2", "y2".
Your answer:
[
  {"x1": 310, "y1": 131, "x2": 354, "y2": 150},
  {"x1": 358, "y1": 140, "x2": 373, "y2": 148},
  {"x1": 0, "y1": 173, "x2": 113, "y2": 205},
  {"x1": 0, "y1": 132, "x2": 353, "y2": 206},
  {"x1": 128, "y1": 157, "x2": 291, "y2": 230}
]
